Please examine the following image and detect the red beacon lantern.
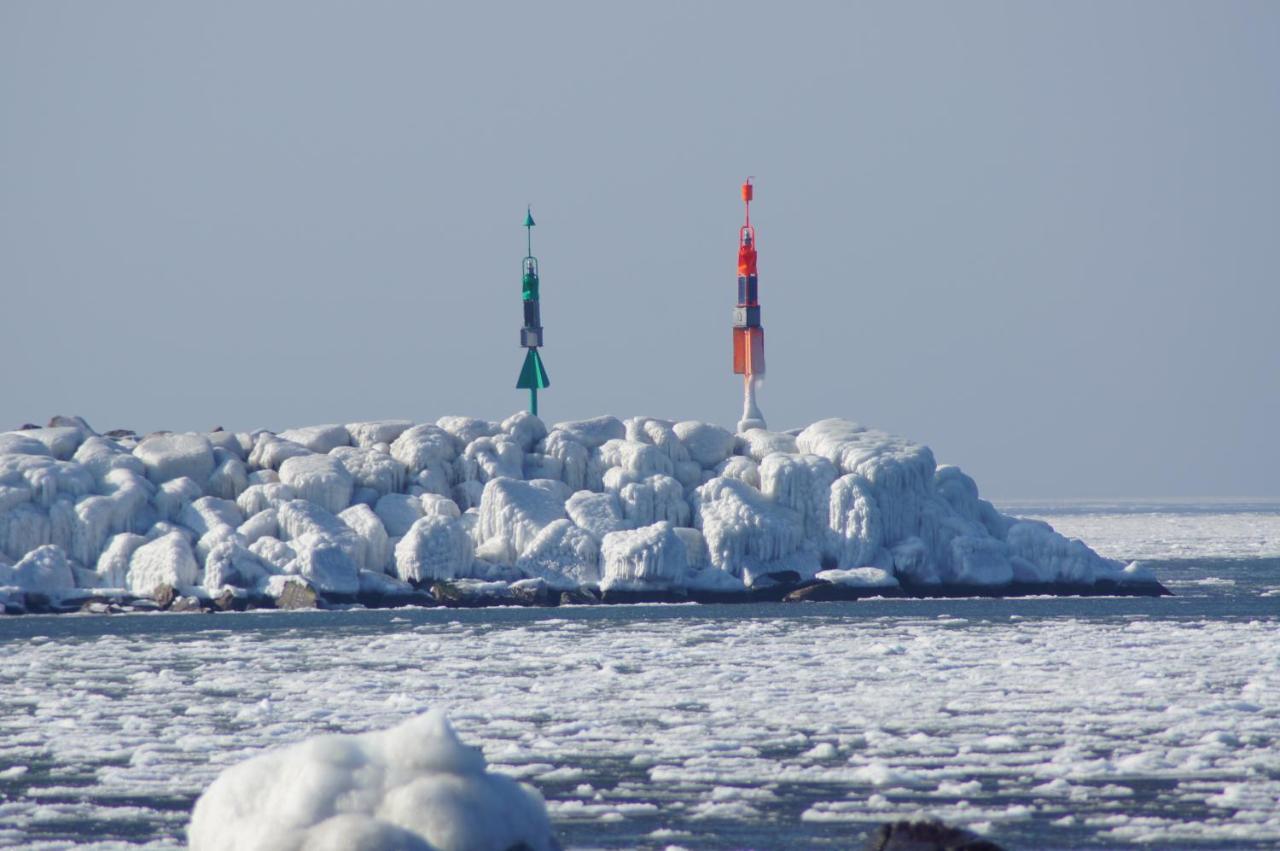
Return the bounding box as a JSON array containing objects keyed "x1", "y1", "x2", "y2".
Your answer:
[{"x1": 732, "y1": 178, "x2": 766, "y2": 430}]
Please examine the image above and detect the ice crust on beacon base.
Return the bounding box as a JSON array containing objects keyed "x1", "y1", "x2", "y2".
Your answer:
[
  {"x1": 0, "y1": 415, "x2": 1153, "y2": 607},
  {"x1": 187, "y1": 710, "x2": 558, "y2": 851}
]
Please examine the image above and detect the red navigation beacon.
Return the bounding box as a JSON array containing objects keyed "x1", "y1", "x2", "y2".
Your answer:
[{"x1": 732, "y1": 178, "x2": 766, "y2": 430}]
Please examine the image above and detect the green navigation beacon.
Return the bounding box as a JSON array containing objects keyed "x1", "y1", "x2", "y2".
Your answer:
[{"x1": 516, "y1": 207, "x2": 550, "y2": 415}]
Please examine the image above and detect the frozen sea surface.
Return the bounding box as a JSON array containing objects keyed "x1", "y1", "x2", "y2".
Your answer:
[{"x1": 0, "y1": 505, "x2": 1277, "y2": 850}]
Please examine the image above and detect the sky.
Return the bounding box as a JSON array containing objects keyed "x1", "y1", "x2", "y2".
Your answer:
[{"x1": 1, "y1": 1, "x2": 1277, "y2": 499}]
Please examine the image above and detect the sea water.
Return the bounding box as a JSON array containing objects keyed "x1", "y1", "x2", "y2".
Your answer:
[{"x1": 0, "y1": 503, "x2": 1276, "y2": 850}]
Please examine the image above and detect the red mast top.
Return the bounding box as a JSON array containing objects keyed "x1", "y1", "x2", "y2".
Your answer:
[{"x1": 738, "y1": 178, "x2": 757, "y2": 278}]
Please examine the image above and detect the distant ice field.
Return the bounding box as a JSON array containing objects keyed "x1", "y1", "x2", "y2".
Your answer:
[
  {"x1": 0, "y1": 504, "x2": 1277, "y2": 850},
  {"x1": 1001, "y1": 499, "x2": 1280, "y2": 561}
]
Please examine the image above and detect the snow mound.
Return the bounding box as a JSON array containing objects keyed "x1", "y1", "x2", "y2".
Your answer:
[{"x1": 187, "y1": 710, "x2": 558, "y2": 851}]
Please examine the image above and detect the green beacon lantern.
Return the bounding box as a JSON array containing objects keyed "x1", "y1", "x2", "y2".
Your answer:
[{"x1": 516, "y1": 207, "x2": 550, "y2": 415}]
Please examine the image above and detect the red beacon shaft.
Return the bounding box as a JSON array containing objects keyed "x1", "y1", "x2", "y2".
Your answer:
[{"x1": 733, "y1": 179, "x2": 766, "y2": 430}]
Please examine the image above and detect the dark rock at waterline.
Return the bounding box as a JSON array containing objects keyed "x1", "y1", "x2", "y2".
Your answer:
[
  {"x1": 864, "y1": 818, "x2": 1004, "y2": 851},
  {"x1": 153, "y1": 584, "x2": 177, "y2": 610},
  {"x1": 168, "y1": 595, "x2": 204, "y2": 613},
  {"x1": 274, "y1": 581, "x2": 318, "y2": 610},
  {"x1": 104, "y1": 429, "x2": 137, "y2": 439},
  {"x1": 599, "y1": 588, "x2": 691, "y2": 605},
  {"x1": 559, "y1": 588, "x2": 600, "y2": 606},
  {"x1": 354, "y1": 589, "x2": 437, "y2": 610}
]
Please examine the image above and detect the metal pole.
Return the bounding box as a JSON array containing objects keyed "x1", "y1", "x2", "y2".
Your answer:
[{"x1": 530, "y1": 387, "x2": 538, "y2": 417}]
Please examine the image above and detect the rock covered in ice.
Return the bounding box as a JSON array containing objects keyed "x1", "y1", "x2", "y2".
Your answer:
[
  {"x1": 394, "y1": 516, "x2": 475, "y2": 584},
  {"x1": 435, "y1": 416, "x2": 496, "y2": 449},
  {"x1": 0, "y1": 433, "x2": 51, "y2": 457},
  {"x1": 187, "y1": 710, "x2": 557, "y2": 851},
  {"x1": 515, "y1": 519, "x2": 601, "y2": 589},
  {"x1": 330, "y1": 446, "x2": 407, "y2": 495},
  {"x1": 346, "y1": 420, "x2": 414, "y2": 450},
  {"x1": 11, "y1": 427, "x2": 85, "y2": 461},
  {"x1": 673, "y1": 420, "x2": 735, "y2": 468},
  {"x1": 128, "y1": 531, "x2": 200, "y2": 595},
  {"x1": 694, "y1": 477, "x2": 811, "y2": 582},
  {"x1": 551, "y1": 415, "x2": 624, "y2": 450},
  {"x1": 4, "y1": 544, "x2": 75, "y2": 595},
  {"x1": 477, "y1": 478, "x2": 566, "y2": 557},
  {"x1": 203, "y1": 541, "x2": 273, "y2": 592},
  {"x1": 293, "y1": 534, "x2": 360, "y2": 595},
  {"x1": 276, "y1": 424, "x2": 351, "y2": 454},
  {"x1": 96, "y1": 532, "x2": 147, "y2": 586},
  {"x1": 815, "y1": 567, "x2": 898, "y2": 588},
  {"x1": 565, "y1": 490, "x2": 628, "y2": 540},
  {"x1": 247, "y1": 434, "x2": 312, "y2": 471},
  {"x1": 339, "y1": 504, "x2": 391, "y2": 574},
  {"x1": 278, "y1": 455, "x2": 353, "y2": 514},
  {"x1": 600, "y1": 521, "x2": 688, "y2": 592},
  {"x1": 737, "y1": 428, "x2": 798, "y2": 462},
  {"x1": 132, "y1": 434, "x2": 215, "y2": 485},
  {"x1": 390, "y1": 424, "x2": 457, "y2": 473},
  {"x1": 375, "y1": 493, "x2": 425, "y2": 537},
  {"x1": 501, "y1": 411, "x2": 547, "y2": 452}
]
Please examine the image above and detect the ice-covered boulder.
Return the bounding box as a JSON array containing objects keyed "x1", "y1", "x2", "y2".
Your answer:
[
  {"x1": 203, "y1": 541, "x2": 273, "y2": 592},
  {"x1": 339, "y1": 504, "x2": 391, "y2": 574},
  {"x1": 133, "y1": 433, "x2": 215, "y2": 485},
  {"x1": 187, "y1": 710, "x2": 557, "y2": 851},
  {"x1": 73, "y1": 436, "x2": 146, "y2": 483},
  {"x1": 247, "y1": 434, "x2": 312, "y2": 471},
  {"x1": 128, "y1": 531, "x2": 200, "y2": 595},
  {"x1": 625, "y1": 417, "x2": 690, "y2": 464},
  {"x1": 394, "y1": 515, "x2": 475, "y2": 584},
  {"x1": 278, "y1": 455, "x2": 353, "y2": 514},
  {"x1": 694, "y1": 476, "x2": 813, "y2": 583},
  {"x1": 96, "y1": 532, "x2": 147, "y2": 587},
  {"x1": 737, "y1": 428, "x2": 798, "y2": 462},
  {"x1": 236, "y1": 483, "x2": 295, "y2": 517},
  {"x1": 8, "y1": 544, "x2": 75, "y2": 595},
  {"x1": 600, "y1": 521, "x2": 688, "y2": 592},
  {"x1": 276, "y1": 424, "x2": 350, "y2": 454},
  {"x1": 436, "y1": 416, "x2": 497, "y2": 449},
  {"x1": 330, "y1": 446, "x2": 406, "y2": 495},
  {"x1": 617, "y1": 474, "x2": 690, "y2": 528},
  {"x1": 390, "y1": 424, "x2": 456, "y2": 473},
  {"x1": 828, "y1": 474, "x2": 883, "y2": 568},
  {"x1": 674, "y1": 420, "x2": 735, "y2": 468},
  {"x1": 237, "y1": 508, "x2": 278, "y2": 545},
  {"x1": 565, "y1": 490, "x2": 628, "y2": 540},
  {"x1": 346, "y1": 419, "x2": 414, "y2": 449},
  {"x1": 761, "y1": 453, "x2": 837, "y2": 548},
  {"x1": 715, "y1": 455, "x2": 761, "y2": 489},
  {"x1": 551, "y1": 415, "x2": 624, "y2": 450},
  {"x1": 375, "y1": 493, "x2": 425, "y2": 537},
  {"x1": 11, "y1": 427, "x2": 84, "y2": 461},
  {"x1": 459, "y1": 436, "x2": 523, "y2": 484},
  {"x1": 815, "y1": 567, "x2": 899, "y2": 588},
  {"x1": 0, "y1": 433, "x2": 51, "y2": 457},
  {"x1": 293, "y1": 533, "x2": 360, "y2": 595},
  {"x1": 477, "y1": 478, "x2": 567, "y2": 557},
  {"x1": 1005, "y1": 520, "x2": 1123, "y2": 584},
  {"x1": 0, "y1": 503, "x2": 51, "y2": 561},
  {"x1": 501, "y1": 411, "x2": 547, "y2": 452},
  {"x1": 205, "y1": 455, "x2": 249, "y2": 500},
  {"x1": 540, "y1": 431, "x2": 589, "y2": 491},
  {"x1": 516, "y1": 519, "x2": 601, "y2": 589}
]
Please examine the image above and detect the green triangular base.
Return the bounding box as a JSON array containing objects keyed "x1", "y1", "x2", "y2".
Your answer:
[{"x1": 516, "y1": 348, "x2": 550, "y2": 390}]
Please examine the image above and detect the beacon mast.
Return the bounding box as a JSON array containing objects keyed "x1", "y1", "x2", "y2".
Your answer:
[
  {"x1": 516, "y1": 208, "x2": 550, "y2": 416},
  {"x1": 733, "y1": 179, "x2": 766, "y2": 431}
]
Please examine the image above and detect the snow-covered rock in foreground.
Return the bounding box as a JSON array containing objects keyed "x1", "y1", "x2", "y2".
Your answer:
[
  {"x1": 0, "y1": 413, "x2": 1160, "y2": 608},
  {"x1": 187, "y1": 710, "x2": 558, "y2": 851}
]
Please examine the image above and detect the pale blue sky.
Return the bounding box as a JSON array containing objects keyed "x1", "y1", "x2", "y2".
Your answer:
[{"x1": 2, "y1": 1, "x2": 1277, "y2": 498}]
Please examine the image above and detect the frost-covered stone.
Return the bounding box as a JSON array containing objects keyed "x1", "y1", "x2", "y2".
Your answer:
[
  {"x1": 600, "y1": 521, "x2": 688, "y2": 592},
  {"x1": 828, "y1": 474, "x2": 882, "y2": 568},
  {"x1": 477, "y1": 478, "x2": 567, "y2": 557},
  {"x1": 626, "y1": 417, "x2": 690, "y2": 464},
  {"x1": 618, "y1": 475, "x2": 690, "y2": 528},
  {"x1": 674, "y1": 526, "x2": 709, "y2": 570},
  {"x1": 128, "y1": 531, "x2": 200, "y2": 595},
  {"x1": 737, "y1": 428, "x2": 799, "y2": 462},
  {"x1": 249, "y1": 537, "x2": 296, "y2": 573},
  {"x1": 237, "y1": 508, "x2": 278, "y2": 546},
  {"x1": 3, "y1": 503, "x2": 52, "y2": 562},
  {"x1": 420, "y1": 493, "x2": 462, "y2": 520},
  {"x1": 133, "y1": 433, "x2": 215, "y2": 485},
  {"x1": 330, "y1": 446, "x2": 406, "y2": 495},
  {"x1": 0, "y1": 433, "x2": 51, "y2": 457},
  {"x1": 236, "y1": 483, "x2": 295, "y2": 517},
  {"x1": 203, "y1": 541, "x2": 273, "y2": 592},
  {"x1": 96, "y1": 533, "x2": 146, "y2": 587},
  {"x1": 154, "y1": 477, "x2": 203, "y2": 522},
  {"x1": 187, "y1": 710, "x2": 557, "y2": 851},
  {"x1": 761, "y1": 453, "x2": 837, "y2": 548},
  {"x1": 673, "y1": 421, "x2": 734, "y2": 468},
  {"x1": 501, "y1": 411, "x2": 548, "y2": 452},
  {"x1": 346, "y1": 420, "x2": 414, "y2": 449},
  {"x1": 11, "y1": 427, "x2": 84, "y2": 461},
  {"x1": 394, "y1": 516, "x2": 475, "y2": 583},
  {"x1": 552, "y1": 415, "x2": 625, "y2": 450},
  {"x1": 178, "y1": 497, "x2": 243, "y2": 539},
  {"x1": 73, "y1": 436, "x2": 146, "y2": 483},
  {"x1": 276, "y1": 424, "x2": 351, "y2": 454},
  {"x1": 715, "y1": 455, "x2": 761, "y2": 489},
  {"x1": 10, "y1": 544, "x2": 75, "y2": 595},
  {"x1": 516, "y1": 519, "x2": 600, "y2": 589},
  {"x1": 390, "y1": 424, "x2": 456, "y2": 473},
  {"x1": 339, "y1": 504, "x2": 391, "y2": 574},
  {"x1": 436, "y1": 416, "x2": 497, "y2": 449},
  {"x1": 293, "y1": 533, "x2": 360, "y2": 595},
  {"x1": 206, "y1": 456, "x2": 249, "y2": 500},
  {"x1": 541, "y1": 431, "x2": 589, "y2": 491},
  {"x1": 459, "y1": 436, "x2": 523, "y2": 484},
  {"x1": 247, "y1": 434, "x2": 312, "y2": 471},
  {"x1": 816, "y1": 567, "x2": 899, "y2": 588},
  {"x1": 694, "y1": 477, "x2": 809, "y2": 582},
  {"x1": 375, "y1": 493, "x2": 424, "y2": 537},
  {"x1": 592, "y1": 439, "x2": 675, "y2": 482},
  {"x1": 1006, "y1": 520, "x2": 1122, "y2": 584},
  {"x1": 565, "y1": 490, "x2": 628, "y2": 540},
  {"x1": 278, "y1": 455, "x2": 353, "y2": 514}
]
